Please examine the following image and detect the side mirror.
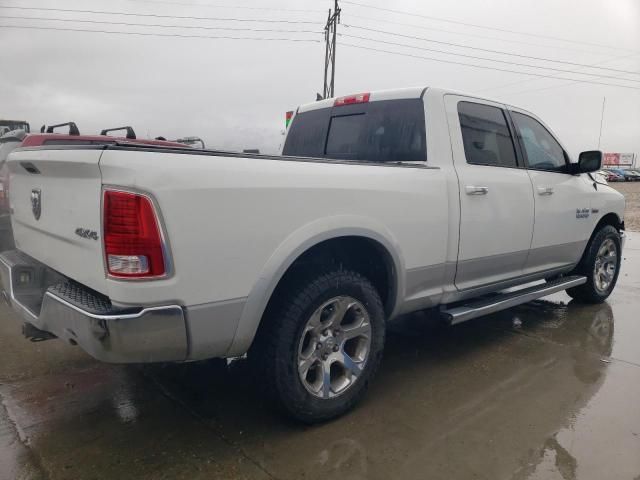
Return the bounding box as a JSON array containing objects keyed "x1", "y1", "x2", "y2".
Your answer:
[{"x1": 577, "y1": 150, "x2": 602, "y2": 173}]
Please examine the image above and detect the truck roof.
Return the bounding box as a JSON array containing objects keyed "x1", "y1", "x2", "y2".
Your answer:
[
  {"x1": 297, "y1": 86, "x2": 510, "y2": 114},
  {"x1": 298, "y1": 87, "x2": 426, "y2": 113}
]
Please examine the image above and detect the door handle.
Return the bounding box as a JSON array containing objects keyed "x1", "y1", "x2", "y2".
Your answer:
[
  {"x1": 465, "y1": 186, "x2": 489, "y2": 195},
  {"x1": 537, "y1": 186, "x2": 554, "y2": 195}
]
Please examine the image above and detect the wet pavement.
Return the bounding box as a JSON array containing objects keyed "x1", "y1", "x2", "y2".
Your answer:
[{"x1": 1, "y1": 234, "x2": 639, "y2": 480}]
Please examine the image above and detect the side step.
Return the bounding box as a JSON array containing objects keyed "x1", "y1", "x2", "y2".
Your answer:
[{"x1": 441, "y1": 275, "x2": 587, "y2": 325}]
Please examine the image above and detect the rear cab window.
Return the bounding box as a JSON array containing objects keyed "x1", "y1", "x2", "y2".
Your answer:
[{"x1": 283, "y1": 98, "x2": 426, "y2": 163}]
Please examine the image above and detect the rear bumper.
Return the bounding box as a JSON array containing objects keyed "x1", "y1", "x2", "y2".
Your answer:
[{"x1": 0, "y1": 250, "x2": 188, "y2": 363}]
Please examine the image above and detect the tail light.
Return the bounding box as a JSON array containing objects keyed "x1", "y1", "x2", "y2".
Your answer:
[
  {"x1": 103, "y1": 189, "x2": 167, "y2": 278},
  {"x1": 334, "y1": 92, "x2": 370, "y2": 107}
]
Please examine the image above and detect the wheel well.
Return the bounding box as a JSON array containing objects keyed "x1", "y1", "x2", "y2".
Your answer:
[
  {"x1": 267, "y1": 236, "x2": 397, "y2": 317},
  {"x1": 594, "y1": 213, "x2": 624, "y2": 234},
  {"x1": 575, "y1": 213, "x2": 624, "y2": 268}
]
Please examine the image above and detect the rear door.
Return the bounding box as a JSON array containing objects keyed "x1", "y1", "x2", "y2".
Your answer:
[
  {"x1": 8, "y1": 147, "x2": 107, "y2": 294},
  {"x1": 445, "y1": 95, "x2": 535, "y2": 290},
  {"x1": 508, "y1": 109, "x2": 595, "y2": 273}
]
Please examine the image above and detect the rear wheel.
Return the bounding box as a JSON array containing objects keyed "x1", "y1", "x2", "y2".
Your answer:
[
  {"x1": 251, "y1": 269, "x2": 385, "y2": 423},
  {"x1": 567, "y1": 225, "x2": 621, "y2": 303}
]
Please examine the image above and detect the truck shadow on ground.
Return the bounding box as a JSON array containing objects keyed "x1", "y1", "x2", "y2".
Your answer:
[
  {"x1": 131, "y1": 299, "x2": 616, "y2": 478},
  {"x1": 1, "y1": 298, "x2": 616, "y2": 479},
  {"x1": 144, "y1": 299, "x2": 613, "y2": 432}
]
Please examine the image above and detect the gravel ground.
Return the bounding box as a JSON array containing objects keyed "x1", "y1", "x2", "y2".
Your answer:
[{"x1": 611, "y1": 181, "x2": 640, "y2": 231}]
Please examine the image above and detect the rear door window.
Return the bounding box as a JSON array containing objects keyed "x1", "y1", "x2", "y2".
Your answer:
[
  {"x1": 283, "y1": 98, "x2": 426, "y2": 162},
  {"x1": 458, "y1": 101, "x2": 518, "y2": 168}
]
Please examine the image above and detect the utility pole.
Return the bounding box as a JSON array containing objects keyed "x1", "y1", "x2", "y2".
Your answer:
[{"x1": 322, "y1": 0, "x2": 340, "y2": 100}]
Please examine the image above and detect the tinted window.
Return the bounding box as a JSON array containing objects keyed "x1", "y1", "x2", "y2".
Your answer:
[
  {"x1": 325, "y1": 114, "x2": 365, "y2": 158},
  {"x1": 283, "y1": 99, "x2": 426, "y2": 162},
  {"x1": 511, "y1": 112, "x2": 567, "y2": 172},
  {"x1": 282, "y1": 108, "x2": 329, "y2": 158},
  {"x1": 458, "y1": 102, "x2": 518, "y2": 168}
]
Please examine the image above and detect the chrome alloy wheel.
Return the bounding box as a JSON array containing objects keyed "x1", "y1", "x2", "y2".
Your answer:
[
  {"x1": 593, "y1": 238, "x2": 618, "y2": 294},
  {"x1": 297, "y1": 296, "x2": 372, "y2": 399}
]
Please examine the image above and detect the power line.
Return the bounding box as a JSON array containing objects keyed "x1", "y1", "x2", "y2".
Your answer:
[
  {"x1": 340, "y1": 42, "x2": 640, "y2": 91},
  {"x1": 479, "y1": 52, "x2": 640, "y2": 94},
  {"x1": 342, "y1": 24, "x2": 640, "y2": 76},
  {"x1": 339, "y1": 33, "x2": 640, "y2": 83},
  {"x1": 509, "y1": 67, "x2": 638, "y2": 96},
  {"x1": 341, "y1": 0, "x2": 639, "y2": 54},
  {"x1": 346, "y1": 13, "x2": 605, "y2": 58},
  {"x1": 0, "y1": 24, "x2": 322, "y2": 42},
  {"x1": 513, "y1": 80, "x2": 623, "y2": 96},
  {"x1": 1, "y1": 15, "x2": 324, "y2": 34},
  {"x1": 120, "y1": 0, "x2": 325, "y2": 13},
  {"x1": 0, "y1": 5, "x2": 319, "y2": 24}
]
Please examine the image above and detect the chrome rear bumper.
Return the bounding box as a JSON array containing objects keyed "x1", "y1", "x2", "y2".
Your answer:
[{"x1": 0, "y1": 250, "x2": 188, "y2": 363}]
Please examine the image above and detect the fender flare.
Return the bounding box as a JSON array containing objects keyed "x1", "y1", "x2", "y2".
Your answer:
[{"x1": 225, "y1": 215, "x2": 406, "y2": 356}]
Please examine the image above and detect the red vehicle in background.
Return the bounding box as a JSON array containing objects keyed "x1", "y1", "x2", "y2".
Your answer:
[
  {"x1": 0, "y1": 122, "x2": 189, "y2": 250},
  {"x1": 21, "y1": 122, "x2": 186, "y2": 148}
]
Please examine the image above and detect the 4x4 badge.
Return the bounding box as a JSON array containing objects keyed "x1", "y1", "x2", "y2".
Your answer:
[{"x1": 31, "y1": 188, "x2": 41, "y2": 220}]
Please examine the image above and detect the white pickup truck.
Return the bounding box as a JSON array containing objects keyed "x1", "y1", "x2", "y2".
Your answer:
[{"x1": 1, "y1": 87, "x2": 625, "y2": 422}]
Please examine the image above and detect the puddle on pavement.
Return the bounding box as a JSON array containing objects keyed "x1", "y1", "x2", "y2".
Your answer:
[
  {"x1": 0, "y1": 405, "x2": 45, "y2": 480},
  {"x1": 0, "y1": 365, "x2": 270, "y2": 479},
  {"x1": 1, "y1": 237, "x2": 639, "y2": 479},
  {"x1": 138, "y1": 296, "x2": 640, "y2": 480},
  {"x1": 2, "y1": 293, "x2": 639, "y2": 480}
]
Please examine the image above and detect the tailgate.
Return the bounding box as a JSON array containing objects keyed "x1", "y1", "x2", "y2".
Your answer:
[{"x1": 8, "y1": 147, "x2": 107, "y2": 294}]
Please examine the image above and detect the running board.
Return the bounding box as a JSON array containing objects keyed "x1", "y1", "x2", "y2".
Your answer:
[{"x1": 441, "y1": 275, "x2": 587, "y2": 325}]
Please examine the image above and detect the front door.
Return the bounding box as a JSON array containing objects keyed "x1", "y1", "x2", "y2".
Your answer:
[
  {"x1": 508, "y1": 109, "x2": 595, "y2": 274},
  {"x1": 445, "y1": 96, "x2": 535, "y2": 291}
]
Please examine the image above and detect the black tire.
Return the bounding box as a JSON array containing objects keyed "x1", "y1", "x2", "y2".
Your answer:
[
  {"x1": 566, "y1": 225, "x2": 621, "y2": 303},
  {"x1": 251, "y1": 269, "x2": 385, "y2": 423}
]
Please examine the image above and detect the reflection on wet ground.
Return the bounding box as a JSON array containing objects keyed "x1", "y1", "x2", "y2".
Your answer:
[{"x1": 1, "y1": 233, "x2": 639, "y2": 480}]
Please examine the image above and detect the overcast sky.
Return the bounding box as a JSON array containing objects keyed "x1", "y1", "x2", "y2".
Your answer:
[{"x1": 0, "y1": 0, "x2": 638, "y2": 156}]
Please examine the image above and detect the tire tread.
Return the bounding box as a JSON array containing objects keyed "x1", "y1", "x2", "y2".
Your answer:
[
  {"x1": 567, "y1": 225, "x2": 621, "y2": 303},
  {"x1": 251, "y1": 268, "x2": 385, "y2": 423}
]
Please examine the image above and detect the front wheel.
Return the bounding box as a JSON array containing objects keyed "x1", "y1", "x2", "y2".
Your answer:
[
  {"x1": 251, "y1": 269, "x2": 385, "y2": 423},
  {"x1": 567, "y1": 225, "x2": 621, "y2": 303}
]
